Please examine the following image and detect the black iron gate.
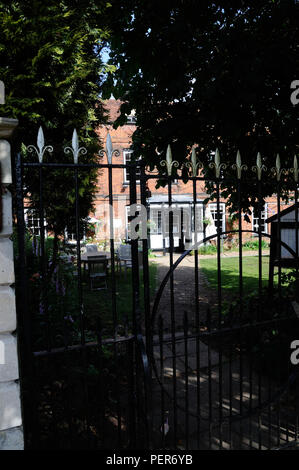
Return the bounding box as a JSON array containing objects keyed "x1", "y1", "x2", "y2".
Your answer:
[{"x1": 14, "y1": 130, "x2": 299, "y2": 450}]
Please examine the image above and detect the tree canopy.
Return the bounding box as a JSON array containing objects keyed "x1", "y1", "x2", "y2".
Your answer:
[
  {"x1": 104, "y1": 0, "x2": 299, "y2": 211},
  {"x1": 0, "y1": 0, "x2": 114, "y2": 236}
]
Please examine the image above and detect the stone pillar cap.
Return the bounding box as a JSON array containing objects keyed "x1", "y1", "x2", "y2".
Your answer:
[{"x1": 0, "y1": 118, "x2": 18, "y2": 139}]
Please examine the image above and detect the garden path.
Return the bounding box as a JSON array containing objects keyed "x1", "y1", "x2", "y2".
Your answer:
[{"x1": 148, "y1": 252, "x2": 296, "y2": 450}]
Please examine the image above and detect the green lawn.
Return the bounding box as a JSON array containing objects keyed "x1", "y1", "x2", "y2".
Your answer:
[
  {"x1": 200, "y1": 255, "x2": 272, "y2": 296},
  {"x1": 82, "y1": 262, "x2": 157, "y2": 334}
]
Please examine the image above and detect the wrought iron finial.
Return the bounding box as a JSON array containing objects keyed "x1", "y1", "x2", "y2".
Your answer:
[
  {"x1": 99, "y1": 132, "x2": 120, "y2": 164},
  {"x1": 185, "y1": 148, "x2": 203, "y2": 177},
  {"x1": 271, "y1": 154, "x2": 287, "y2": 181},
  {"x1": 160, "y1": 144, "x2": 179, "y2": 176},
  {"x1": 209, "y1": 148, "x2": 226, "y2": 178},
  {"x1": 64, "y1": 129, "x2": 87, "y2": 164},
  {"x1": 231, "y1": 150, "x2": 247, "y2": 179},
  {"x1": 252, "y1": 152, "x2": 267, "y2": 180},
  {"x1": 27, "y1": 126, "x2": 53, "y2": 163},
  {"x1": 291, "y1": 155, "x2": 299, "y2": 183},
  {"x1": 106, "y1": 132, "x2": 113, "y2": 164}
]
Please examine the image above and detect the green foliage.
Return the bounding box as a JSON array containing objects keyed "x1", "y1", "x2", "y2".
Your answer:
[
  {"x1": 147, "y1": 248, "x2": 157, "y2": 258},
  {"x1": 242, "y1": 239, "x2": 269, "y2": 250},
  {"x1": 0, "y1": 1, "x2": 114, "y2": 235},
  {"x1": 280, "y1": 269, "x2": 299, "y2": 302},
  {"x1": 105, "y1": 0, "x2": 298, "y2": 212},
  {"x1": 14, "y1": 228, "x2": 158, "y2": 347},
  {"x1": 198, "y1": 245, "x2": 217, "y2": 255}
]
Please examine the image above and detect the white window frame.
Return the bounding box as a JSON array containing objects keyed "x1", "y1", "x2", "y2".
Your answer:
[
  {"x1": 252, "y1": 203, "x2": 268, "y2": 235},
  {"x1": 150, "y1": 207, "x2": 163, "y2": 235},
  {"x1": 126, "y1": 114, "x2": 136, "y2": 124},
  {"x1": 24, "y1": 209, "x2": 47, "y2": 238},
  {"x1": 209, "y1": 203, "x2": 226, "y2": 233},
  {"x1": 123, "y1": 149, "x2": 141, "y2": 184}
]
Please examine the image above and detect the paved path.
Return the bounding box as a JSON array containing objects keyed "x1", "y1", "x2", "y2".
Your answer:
[
  {"x1": 150, "y1": 253, "x2": 215, "y2": 332},
  {"x1": 148, "y1": 252, "x2": 297, "y2": 450}
]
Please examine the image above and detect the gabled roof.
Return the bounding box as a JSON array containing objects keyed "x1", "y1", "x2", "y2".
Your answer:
[{"x1": 266, "y1": 203, "x2": 299, "y2": 223}]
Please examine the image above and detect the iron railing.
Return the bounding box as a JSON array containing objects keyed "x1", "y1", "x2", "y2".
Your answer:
[{"x1": 14, "y1": 127, "x2": 299, "y2": 450}]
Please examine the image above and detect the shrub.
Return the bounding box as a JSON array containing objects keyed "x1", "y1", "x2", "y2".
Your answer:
[
  {"x1": 198, "y1": 245, "x2": 217, "y2": 255},
  {"x1": 242, "y1": 238, "x2": 269, "y2": 250}
]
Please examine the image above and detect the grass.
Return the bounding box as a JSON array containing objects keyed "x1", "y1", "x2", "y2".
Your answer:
[
  {"x1": 200, "y1": 255, "x2": 272, "y2": 296},
  {"x1": 82, "y1": 263, "x2": 157, "y2": 334}
]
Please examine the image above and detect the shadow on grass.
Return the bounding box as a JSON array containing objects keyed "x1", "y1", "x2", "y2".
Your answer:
[
  {"x1": 200, "y1": 255, "x2": 274, "y2": 295},
  {"x1": 81, "y1": 263, "x2": 157, "y2": 335}
]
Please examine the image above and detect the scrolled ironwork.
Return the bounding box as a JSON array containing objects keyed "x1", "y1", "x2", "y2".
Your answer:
[
  {"x1": 64, "y1": 128, "x2": 87, "y2": 163},
  {"x1": 99, "y1": 132, "x2": 120, "y2": 164},
  {"x1": 231, "y1": 150, "x2": 247, "y2": 179},
  {"x1": 252, "y1": 152, "x2": 267, "y2": 180},
  {"x1": 209, "y1": 148, "x2": 227, "y2": 178},
  {"x1": 160, "y1": 144, "x2": 179, "y2": 176},
  {"x1": 185, "y1": 147, "x2": 203, "y2": 177},
  {"x1": 271, "y1": 154, "x2": 287, "y2": 181}
]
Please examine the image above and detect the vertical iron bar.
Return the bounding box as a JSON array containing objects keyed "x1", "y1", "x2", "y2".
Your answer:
[
  {"x1": 216, "y1": 181, "x2": 223, "y2": 448},
  {"x1": 74, "y1": 166, "x2": 91, "y2": 445},
  {"x1": 237, "y1": 178, "x2": 243, "y2": 308},
  {"x1": 108, "y1": 163, "x2": 123, "y2": 446},
  {"x1": 129, "y1": 163, "x2": 152, "y2": 447},
  {"x1": 257, "y1": 178, "x2": 263, "y2": 449},
  {"x1": 128, "y1": 337, "x2": 137, "y2": 448},
  {"x1": 140, "y1": 163, "x2": 152, "y2": 360},
  {"x1": 248, "y1": 298, "x2": 254, "y2": 449},
  {"x1": 184, "y1": 311, "x2": 189, "y2": 449},
  {"x1": 228, "y1": 305, "x2": 233, "y2": 449},
  {"x1": 167, "y1": 177, "x2": 177, "y2": 447},
  {"x1": 38, "y1": 165, "x2": 50, "y2": 351},
  {"x1": 237, "y1": 178, "x2": 243, "y2": 448},
  {"x1": 74, "y1": 167, "x2": 85, "y2": 345},
  {"x1": 275, "y1": 181, "x2": 282, "y2": 448},
  {"x1": 193, "y1": 179, "x2": 201, "y2": 448},
  {"x1": 159, "y1": 316, "x2": 165, "y2": 449},
  {"x1": 108, "y1": 165, "x2": 118, "y2": 336},
  {"x1": 15, "y1": 153, "x2": 37, "y2": 447},
  {"x1": 207, "y1": 306, "x2": 212, "y2": 449},
  {"x1": 277, "y1": 182, "x2": 282, "y2": 297},
  {"x1": 96, "y1": 319, "x2": 105, "y2": 449}
]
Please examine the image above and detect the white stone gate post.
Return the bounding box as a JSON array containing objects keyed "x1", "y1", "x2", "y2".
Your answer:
[{"x1": 0, "y1": 117, "x2": 23, "y2": 450}]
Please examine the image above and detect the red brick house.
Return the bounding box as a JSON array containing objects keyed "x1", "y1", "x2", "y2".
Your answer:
[{"x1": 91, "y1": 99, "x2": 290, "y2": 251}]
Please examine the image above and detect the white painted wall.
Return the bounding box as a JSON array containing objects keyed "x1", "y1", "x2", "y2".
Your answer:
[{"x1": 0, "y1": 118, "x2": 23, "y2": 450}]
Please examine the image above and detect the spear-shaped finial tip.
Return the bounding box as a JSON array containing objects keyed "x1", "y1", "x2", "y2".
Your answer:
[
  {"x1": 236, "y1": 150, "x2": 241, "y2": 166},
  {"x1": 276, "y1": 153, "x2": 280, "y2": 170},
  {"x1": 105, "y1": 132, "x2": 113, "y2": 164},
  {"x1": 37, "y1": 126, "x2": 44, "y2": 155},
  {"x1": 257, "y1": 152, "x2": 262, "y2": 166}
]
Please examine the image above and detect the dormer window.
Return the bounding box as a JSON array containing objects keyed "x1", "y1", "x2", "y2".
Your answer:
[{"x1": 126, "y1": 114, "x2": 136, "y2": 124}]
